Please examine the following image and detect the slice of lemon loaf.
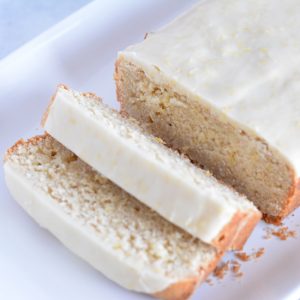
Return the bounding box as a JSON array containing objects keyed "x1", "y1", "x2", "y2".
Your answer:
[
  {"x1": 42, "y1": 85, "x2": 260, "y2": 250},
  {"x1": 4, "y1": 135, "x2": 221, "y2": 300},
  {"x1": 115, "y1": 0, "x2": 300, "y2": 224}
]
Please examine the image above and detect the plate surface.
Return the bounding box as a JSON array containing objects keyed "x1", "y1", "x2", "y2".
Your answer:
[{"x1": 0, "y1": 1, "x2": 299, "y2": 299}]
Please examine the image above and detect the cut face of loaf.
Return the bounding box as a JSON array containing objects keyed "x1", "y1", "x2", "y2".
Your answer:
[
  {"x1": 115, "y1": 0, "x2": 300, "y2": 224},
  {"x1": 42, "y1": 85, "x2": 261, "y2": 251},
  {"x1": 4, "y1": 135, "x2": 221, "y2": 300}
]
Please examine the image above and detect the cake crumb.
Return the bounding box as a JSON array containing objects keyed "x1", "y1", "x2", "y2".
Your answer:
[
  {"x1": 263, "y1": 225, "x2": 296, "y2": 241},
  {"x1": 271, "y1": 226, "x2": 296, "y2": 240},
  {"x1": 206, "y1": 278, "x2": 213, "y2": 286},
  {"x1": 235, "y1": 271, "x2": 244, "y2": 278},
  {"x1": 231, "y1": 260, "x2": 243, "y2": 278},
  {"x1": 213, "y1": 261, "x2": 230, "y2": 279},
  {"x1": 255, "y1": 248, "x2": 265, "y2": 258},
  {"x1": 231, "y1": 261, "x2": 240, "y2": 272},
  {"x1": 235, "y1": 248, "x2": 265, "y2": 262},
  {"x1": 212, "y1": 249, "x2": 265, "y2": 282},
  {"x1": 235, "y1": 252, "x2": 250, "y2": 262},
  {"x1": 212, "y1": 260, "x2": 244, "y2": 281}
]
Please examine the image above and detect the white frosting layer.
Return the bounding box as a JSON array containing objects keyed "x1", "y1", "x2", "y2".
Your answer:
[
  {"x1": 43, "y1": 87, "x2": 243, "y2": 245},
  {"x1": 121, "y1": 0, "x2": 300, "y2": 175},
  {"x1": 4, "y1": 163, "x2": 173, "y2": 293}
]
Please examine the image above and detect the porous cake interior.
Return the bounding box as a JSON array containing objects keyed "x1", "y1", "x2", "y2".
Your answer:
[
  {"x1": 116, "y1": 59, "x2": 294, "y2": 220},
  {"x1": 67, "y1": 88, "x2": 255, "y2": 214},
  {"x1": 7, "y1": 135, "x2": 216, "y2": 280}
]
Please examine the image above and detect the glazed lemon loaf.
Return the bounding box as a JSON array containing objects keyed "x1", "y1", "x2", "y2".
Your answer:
[
  {"x1": 4, "y1": 135, "x2": 221, "y2": 300},
  {"x1": 115, "y1": 0, "x2": 300, "y2": 224},
  {"x1": 42, "y1": 85, "x2": 260, "y2": 250}
]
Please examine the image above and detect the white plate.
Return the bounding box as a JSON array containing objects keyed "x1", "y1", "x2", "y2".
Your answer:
[{"x1": 0, "y1": 1, "x2": 299, "y2": 299}]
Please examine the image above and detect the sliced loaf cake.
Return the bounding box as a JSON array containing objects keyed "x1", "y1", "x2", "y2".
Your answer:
[
  {"x1": 42, "y1": 85, "x2": 261, "y2": 250},
  {"x1": 115, "y1": 0, "x2": 300, "y2": 224},
  {"x1": 4, "y1": 135, "x2": 222, "y2": 300}
]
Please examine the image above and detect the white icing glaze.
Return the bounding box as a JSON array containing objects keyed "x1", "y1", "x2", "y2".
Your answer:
[
  {"x1": 121, "y1": 0, "x2": 300, "y2": 175},
  {"x1": 43, "y1": 87, "x2": 247, "y2": 245},
  {"x1": 4, "y1": 163, "x2": 174, "y2": 293}
]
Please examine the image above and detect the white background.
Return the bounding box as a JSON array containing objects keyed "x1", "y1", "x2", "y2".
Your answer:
[
  {"x1": 0, "y1": 0, "x2": 91, "y2": 59},
  {"x1": 0, "y1": 1, "x2": 300, "y2": 299}
]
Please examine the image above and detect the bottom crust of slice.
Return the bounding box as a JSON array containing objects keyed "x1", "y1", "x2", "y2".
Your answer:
[
  {"x1": 153, "y1": 251, "x2": 223, "y2": 300},
  {"x1": 211, "y1": 210, "x2": 261, "y2": 251},
  {"x1": 154, "y1": 277, "x2": 199, "y2": 300},
  {"x1": 230, "y1": 210, "x2": 262, "y2": 250}
]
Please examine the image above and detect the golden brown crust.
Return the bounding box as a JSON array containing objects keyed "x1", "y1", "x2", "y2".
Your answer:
[
  {"x1": 153, "y1": 277, "x2": 198, "y2": 300},
  {"x1": 115, "y1": 58, "x2": 132, "y2": 121},
  {"x1": 264, "y1": 177, "x2": 300, "y2": 225},
  {"x1": 211, "y1": 211, "x2": 244, "y2": 250},
  {"x1": 213, "y1": 210, "x2": 261, "y2": 251},
  {"x1": 81, "y1": 92, "x2": 102, "y2": 101},
  {"x1": 41, "y1": 84, "x2": 102, "y2": 128},
  {"x1": 284, "y1": 177, "x2": 300, "y2": 216},
  {"x1": 231, "y1": 210, "x2": 262, "y2": 250},
  {"x1": 199, "y1": 250, "x2": 224, "y2": 284},
  {"x1": 4, "y1": 134, "x2": 49, "y2": 162},
  {"x1": 153, "y1": 251, "x2": 223, "y2": 300},
  {"x1": 263, "y1": 214, "x2": 282, "y2": 225},
  {"x1": 41, "y1": 84, "x2": 69, "y2": 127},
  {"x1": 114, "y1": 59, "x2": 123, "y2": 104},
  {"x1": 4, "y1": 139, "x2": 25, "y2": 162}
]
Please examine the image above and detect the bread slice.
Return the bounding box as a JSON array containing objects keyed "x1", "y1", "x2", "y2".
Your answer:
[
  {"x1": 115, "y1": 0, "x2": 300, "y2": 224},
  {"x1": 4, "y1": 134, "x2": 222, "y2": 300},
  {"x1": 42, "y1": 85, "x2": 261, "y2": 251}
]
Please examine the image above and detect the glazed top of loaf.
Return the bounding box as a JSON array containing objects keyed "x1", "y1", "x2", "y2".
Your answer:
[{"x1": 121, "y1": 0, "x2": 300, "y2": 175}]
